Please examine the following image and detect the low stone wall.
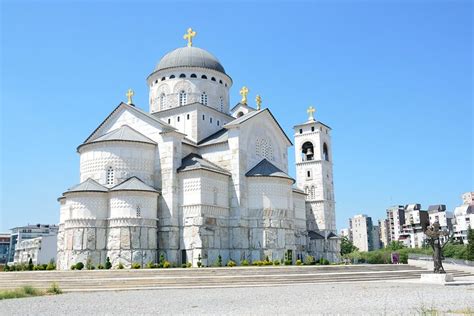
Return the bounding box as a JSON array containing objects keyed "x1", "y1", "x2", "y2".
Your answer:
[{"x1": 408, "y1": 258, "x2": 474, "y2": 273}]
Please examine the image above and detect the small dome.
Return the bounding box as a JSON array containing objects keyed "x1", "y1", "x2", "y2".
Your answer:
[{"x1": 155, "y1": 46, "x2": 226, "y2": 74}]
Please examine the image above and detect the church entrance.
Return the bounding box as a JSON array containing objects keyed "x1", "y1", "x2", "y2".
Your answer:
[{"x1": 181, "y1": 250, "x2": 187, "y2": 265}]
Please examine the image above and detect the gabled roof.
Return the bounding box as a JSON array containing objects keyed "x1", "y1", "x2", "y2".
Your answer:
[
  {"x1": 245, "y1": 159, "x2": 294, "y2": 183},
  {"x1": 177, "y1": 153, "x2": 231, "y2": 176},
  {"x1": 230, "y1": 102, "x2": 256, "y2": 112},
  {"x1": 151, "y1": 102, "x2": 234, "y2": 120},
  {"x1": 197, "y1": 128, "x2": 229, "y2": 146},
  {"x1": 327, "y1": 232, "x2": 339, "y2": 239},
  {"x1": 224, "y1": 109, "x2": 292, "y2": 146},
  {"x1": 65, "y1": 178, "x2": 108, "y2": 194},
  {"x1": 308, "y1": 230, "x2": 325, "y2": 240},
  {"x1": 80, "y1": 125, "x2": 156, "y2": 149},
  {"x1": 110, "y1": 176, "x2": 159, "y2": 193},
  {"x1": 84, "y1": 102, "x2": 176, "y2": 144},
  {"x1": 292, "y1": 187, "x2": 306, "y2": 195}
]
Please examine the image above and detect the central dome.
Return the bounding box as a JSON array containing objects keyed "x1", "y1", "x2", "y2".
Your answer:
[{"x1": 155, "y1": 46, "x2": 226, "y2": 74}]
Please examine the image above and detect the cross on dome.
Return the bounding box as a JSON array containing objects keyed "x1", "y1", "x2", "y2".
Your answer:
[
  {"x1": 255, "y1": 95, "x2": 262, "y2": 110},
  {"x1": 183, "y1": 28, "x2": 197, "y2": 47},
  {"x1": 240, "y1": 86, "x2": 249, "y2": 104},
  {"x1": 307, "y1": 106, "x2": 316, "y2": 121}
]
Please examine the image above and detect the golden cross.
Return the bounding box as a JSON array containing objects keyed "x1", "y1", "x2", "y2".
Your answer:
[
  {"x1": 240, "y1": 86, "x2": 249, "y2": 104},
  {"x1": 307, "y1": 106, "x2": 316, "y2": 121},
  {"x1": 255, "y1": 95, "x2": 262, "y2": 110},
  {"x1": 183, "y1": 28, "x2": 196, "y2": 47},
  {"x1": 126, "y1": 89, "x2": 134, "y2": 105}
]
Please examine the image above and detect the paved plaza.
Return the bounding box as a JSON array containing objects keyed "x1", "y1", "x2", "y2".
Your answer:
[{"x1": 1, "y1": 281, "x2": 473, "y2": 315}]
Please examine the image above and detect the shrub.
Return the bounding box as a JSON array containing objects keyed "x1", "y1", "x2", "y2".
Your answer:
[
  {"x1": 75, "y1": 262, "x2": 84, "y2": 270},
  {"x1": 241, "y1": 259, "x2": 249, "y2": 266},
  {"x1": 3, "y1": 264, "x2": 9, "y2": 272},
  {"x1": 86, "y1": 258, "x2": 95, "y2": 270},
  {"x1": 217, "y1": 255, "x2": 222, "y2": 267},
  {"x1": 467, "y1": 227, "x2": 474, "y2": 261},
  {"x1": 284, "y1": 260, "x2": 292, "y2": 265},
  {"x1": 159, "y1": 253, "x2": 166, "y2": 266},
  {"x1": 22, "y1": 285, "x2": 39, "y2": 296},
  {"x1": 70, "y1": 265, "x2": 76, "y2": 270},
  {"x1": 187, "y1": 262, "x2": 192, "y2": 268},
  {"x1": 227, "y1": 260, "x2": 236, "y2": 267},
  {"x1": 117, "y1": 262, "x2": 124, "y2": 269},
  {"x1": 181, "y1": 263, "x2": 187, "y2": 268},
  {"x1": 296, "y1": 259, "x2": 302, "y2": 266},
  {"x1": 197, "y1": 254, "x2": 202, "y2": 268},
  {"x1": 46, "y1": 260, "x2": 56, "y2": 271},
  {"x1": 105, "y1": 257, "x2": 112, "y2": 270},
  {"x1": 319, "y1": 258, "x2": 330, "y2": 265},
  {"x1": 97, "y1": 264, "x2": 104, "y2": 270},
  {"x1": 146, "y1": 261, "x2": 156, "y2": 269},
  {"x1": 163, "y1": 261, "x2": 171, "y2": 268},
  {"x1": 28, "y1": 258, "x2": 34, "y2": 271},
  {"x1": 273, "y1": 260, "x2": 280, "y2": 266},
  {"x1": 47, "y1": 282, "x2": 62, "y2": 295},
  {"x1": 131, "y1": 263, "x2": 141, "y2": 269},
  {"x1": 304, "y1": 255, "x2": 316, "y2": 265}
]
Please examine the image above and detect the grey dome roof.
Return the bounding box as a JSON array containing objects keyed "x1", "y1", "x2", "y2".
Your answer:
[{"x1": 155, "y1": 46, "x2": 226, "y2": 74}]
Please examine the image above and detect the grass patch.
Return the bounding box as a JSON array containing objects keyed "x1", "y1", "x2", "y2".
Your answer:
[{"x1": 0, "y1": 284, "x2": 62, "y2": 300}]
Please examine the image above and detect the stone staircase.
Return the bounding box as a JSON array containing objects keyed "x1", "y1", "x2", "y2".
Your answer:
[{"x1": 0, "y1": 264, "x2": 471, "y2": 292}]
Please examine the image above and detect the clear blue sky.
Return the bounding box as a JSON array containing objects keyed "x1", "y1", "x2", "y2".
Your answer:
[{"x1": 1, "y1": 1, "x2": 472, "y2": 232}]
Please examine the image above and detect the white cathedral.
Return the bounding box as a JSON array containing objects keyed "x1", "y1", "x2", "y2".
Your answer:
[{"x1": 56, "y1": 29, "x2": 340, "y2": 269}]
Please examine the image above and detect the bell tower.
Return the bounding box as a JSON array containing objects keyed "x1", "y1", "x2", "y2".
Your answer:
[{"x1": 294, "y1": 106, "x2": 336, "y2": 234}]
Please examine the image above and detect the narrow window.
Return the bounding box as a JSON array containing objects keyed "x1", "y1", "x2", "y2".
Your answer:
[
  {"x1": 219, "y1": 97, "x2": 224, "y2": 111},
  {"x1": 170, "y1": 75, "x2": 175, "y2": 79},
  {"x1": 154, "y1": 79, "x2": 158, "y2": 84},
  {"x1": 210, "y1": 117, "x2": 213, "y2": 124},
  {"x1": 187, "y1": 114, "x2": 190, "y2": 120},
  {"x1": 168, "y1": 118, "x2": 171, "y2": 124},
  {"x1": 177, "y1": 116, "x2": 180, "y2": 122},
  {"x1": 200, "y1": 92, "x2": 208, "y2": 105},
  {"x1": 307, "y1": 170, "x2": 311, "y2": 178},
  {"x1": 311, "y1": 126, "x2": 315, "y2": 132},
  {"x1": 202, "y1": 114, "x2": 205, "y2": 120},
  {"x1": 219, "y1": 80, "x2": 223, "y2": 84},
  {"x1": 179, "y1": 90, "x2": 187, "y2": 106},
  {"x1": 106, "y1": 166, "x2": 114, "y2": 185},
  {"x1": 323, "y1": 143, "x2": 329, "y2": 161},
  {"x1": 136, "y1": 205, "x2": 141, "y2": 217},
  {"x1": 213, "y1": 188, "x2": 218, "y2": 205},
  {"x1": 179, "y1": 73, "x2": 186, "y2": 78},
  {"x1": 201, "y1": 75, "x2": 207, "y2": 79},
  {"x1": 161, "y1": 77, "x2": 166, "y2": 81},
  {"x1": 299, "y1": 129, "x2": 303, "y2": 134},
  {"x1": 190, "y1": 74, "x2": 197, "y2": 78},
  {"x1": 217, "y1": 120, "x2": 220, "y2": 126}
]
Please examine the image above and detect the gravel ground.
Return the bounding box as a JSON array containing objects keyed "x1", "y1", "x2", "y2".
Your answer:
[{"x1": 1, "y1": 282, "x2": 473, "y2": 315}]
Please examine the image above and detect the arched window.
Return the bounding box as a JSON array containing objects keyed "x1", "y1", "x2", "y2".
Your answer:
[
  {"x1": 201, "y1": 75, "x2": 207, "y2": 79},
  {"x1": 310, "y1": 185, "x2": 316, "y2": 200},
  {"x1": 136, "y1": 205, "x2": 141, "y2": 217},
  {"x1": 219, "y1": 97, "x2": 224, "y2": 111},
  {"x1": 161, "y1": 77, "x2": 166, "y2": 81},
  {"x1": 236, "y1": 111, "x2": 244, "y2": 118},
  {"x1": 211, "y1": 77, "x2": 216, "y2": 81},
  {"x1": 154, "y1": 79, "x2": 158, "y2": 84},
  {"x1": 219, "y1": 80, "x2": 223, "y2": 84},
  {"x1": 179, "y1": 90, "x2": 187, "y2": 106},
  {"x1": 301, "y1": 142, "x2": 314, "y2": 161},
  {"x1": 106, "y1": 166, "x2": 114, "y2": 185},
  {"x1": 169, "y1": 75, "x2": 175, "y2": 79},
  {"x1": 159, "y1": 93, "x2": 166, "y2": 109},
  {"x1": 200, "y1": 92, "x2": 208, "y2": 105},
  {"x1": 213, "y1": 188, "x2": 218, "y2": 205},
  {"x1": 179, "y1": 73, "x2": 186, "y2": 78},
  {"x1": 190, "y1": 74, "x2": 197, "y2": 78},
  {"x1": 304, "y1": 186, "x2": 309, "y2": 199},
  {"x1": 323, "y1": 143, "x2": 329, "y2": 161}
]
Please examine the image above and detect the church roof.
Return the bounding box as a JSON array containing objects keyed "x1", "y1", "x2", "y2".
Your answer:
[
  {"x1": 84, "y1": 102, "x2": 176, "y2": 144},
  {"x1": 65, "y1": 178, "x2": 108, "y2": 194},
  {"x1": 197, "y1": 128, "x2": 229, "y2": 146},
  {"x1": 230, "y1": 102, "x2": 257, "y2": 112},
  {"x1": 81, "y1": 125, "x2": 156, "y2": 147},
  {"x1": 155, "y1": 46, "x2": 227, "y2": 74},
  {"x1": 110, "y1": 177, "x2": 159, "y2": 193},
  {"x1": 245, "y1": 159, "x2": 295, "y2": 183},
  {"x1": 292, "y1": 187, "x2": 306, "y2": 195},
  {"x1": 177, "y1": 153, "x2": 231, "y2": 176},
  {"x1": 308, "y1": 230, "x2": 325, "y2": 240},
  {"x1": 224, "y1": 109, "x2": 292, "y2": 146}
]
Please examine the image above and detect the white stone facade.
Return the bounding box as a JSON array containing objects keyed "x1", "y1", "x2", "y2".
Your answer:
[
  {"x1": 56, "y1": 40, "x2": 340, "y2": 269},
  {"x1": 14, "y1": 235, "x2": 57, "y2": 265}
]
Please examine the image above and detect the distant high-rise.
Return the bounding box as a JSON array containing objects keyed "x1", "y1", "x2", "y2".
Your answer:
[{"x1": 349, "y1": 214, "x2": 379, "y2": 251}]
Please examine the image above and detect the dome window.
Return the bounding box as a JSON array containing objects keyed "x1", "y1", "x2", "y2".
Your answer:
[
  {"x1": 201, "y1": 75, "x2": 207, "y2": 79},
  {"x1": 179, "y1": 90, "x2": 187, "y2": 106},
  {"x1": 190, "y1": 74, "x2": 197, "y2": 78},
  {"x1": 200, "y1": 92, "x2": 208, "y2": 105},
  {"x1": 219, "y1": 80, "x2": 223, "y2": 84},
  {"x1": 211, "y1": 77, "x2": 216, "y2": 81},
  {"x1": 170, "y1": 75, "x2": 175, "y2": 79},
  {"x1": 225, "y1": 83, "x2": 228, "y2": 87},
  {"x1": 154, "y1": 80, "x2": 158, "y2": 84},
  {"x1": 219, "y1": 97, "x2": 224, "y2": 111},
  {"x1": 161, "y1": 77, "x2": 166, "y2": 81},
  {"x1": 179, "y1": 73, "x2": 186, "y2": 78}
]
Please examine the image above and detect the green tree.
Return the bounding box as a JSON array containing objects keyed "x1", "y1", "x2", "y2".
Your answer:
[
  {"x1": 467, "y1": 226, "x2": 474, "y2": 261},
  {"x1": 386, "y1": 241, "x2": 405, "y2": 251},
  {"x1": 340, "y1": 236, "x2": 358, "y2": 255}
]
